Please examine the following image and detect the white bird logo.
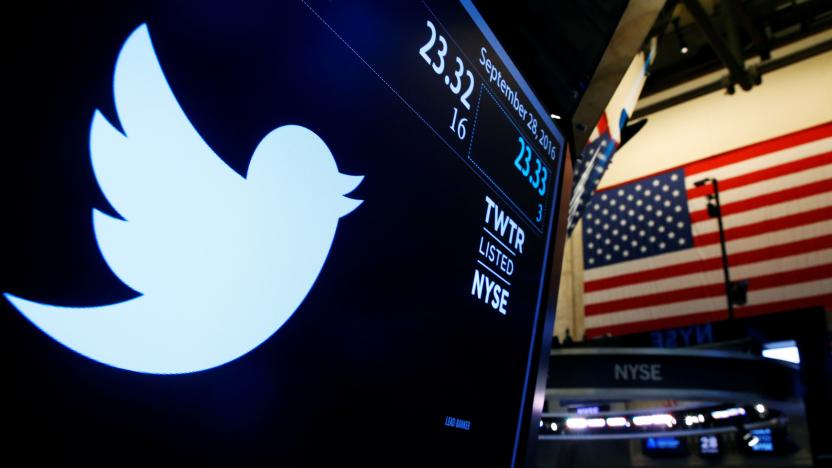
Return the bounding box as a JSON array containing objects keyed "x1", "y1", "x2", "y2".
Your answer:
[{"x1": 4, "y1": 25, "x2": 363, "y2": 374}]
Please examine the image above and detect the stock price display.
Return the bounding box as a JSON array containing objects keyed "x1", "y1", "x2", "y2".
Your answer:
[{"x1": 1, "y1": 1, "x2": 565, "y2": 466}]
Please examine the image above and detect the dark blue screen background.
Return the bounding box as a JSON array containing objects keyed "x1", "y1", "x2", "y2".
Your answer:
[{"x1": 0, "y1": 1, "x2": 566, "y2": 465}]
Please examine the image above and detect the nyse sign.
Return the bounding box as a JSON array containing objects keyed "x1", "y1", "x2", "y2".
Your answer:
[
  {"x1": 470, "y1": 195, "x2": 526, "y2": 315},
  {"x1": 614, "y1": 363, "x2": 663, "y2": 382}
]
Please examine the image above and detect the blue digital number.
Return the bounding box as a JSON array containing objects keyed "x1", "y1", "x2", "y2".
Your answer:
[
  {"x1": 530, "y1": 158, "x2": 541, "y2": 188},
  {"x1": 514, "y1": 136, "x2": 547, "y2": 198},
  {"x1": 514, "y1": 137, "x2": 526, "y2": 173}
]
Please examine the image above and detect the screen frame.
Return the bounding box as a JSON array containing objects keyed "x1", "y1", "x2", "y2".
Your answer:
[
  {"x1": 457, "y1": 3, "x2": 572, "y2": 465},
  {"x1": 457, "y1": 2, "x2": 572, "y2": 465}
]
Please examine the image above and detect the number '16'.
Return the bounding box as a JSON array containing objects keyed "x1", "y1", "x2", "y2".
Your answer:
[{"x1": 450, "y1": 107, "x2": 467, "y2": 140}]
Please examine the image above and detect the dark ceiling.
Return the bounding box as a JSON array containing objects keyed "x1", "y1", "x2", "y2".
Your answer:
[
  {"x1": 644, "y1": 0, "x2": 832, "y2": 97},
  {"x1": 475, "y1": 0, "x2": 832, "y2": 143},
  {"x1": 474, "y1": 0, "x2": 630, "y2": 126}
]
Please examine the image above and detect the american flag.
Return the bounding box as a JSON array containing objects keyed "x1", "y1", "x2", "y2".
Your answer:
[{"x1": 583, "y1": 123, "x2": 832, "y2": 338}]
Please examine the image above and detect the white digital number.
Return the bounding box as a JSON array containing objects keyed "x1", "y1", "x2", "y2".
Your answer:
[
  {"x1": 419, "y1": 21, "x2": 436, "y2": 65},
  {"x1": 418, "y1": 20, "x2": 475, "y2": 111},
  {"x1": 450, "y1": 107, "x2": 468, "y2": 140}
]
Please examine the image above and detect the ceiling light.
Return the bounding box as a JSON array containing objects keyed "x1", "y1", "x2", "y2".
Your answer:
[
  {"x1": 606, "y1": 417, "x2": 628, "y2": 427},
  {"x1": 565, "y1": 417, "x2": 588, "y2": 430}
]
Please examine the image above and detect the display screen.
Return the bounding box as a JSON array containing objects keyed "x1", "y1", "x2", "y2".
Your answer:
[
  {"x1": 1, "y1": 1, "x2": 565, "y2": 465},
  {"x1": 699, "y1": 435, "x2": 721, "y2": 456},
  {"x1": 643, "y1": 437, "x2": 687, "y2": 457},
  {"x1": 748, "y1": 428, "x2": 775, "y2": 452}
]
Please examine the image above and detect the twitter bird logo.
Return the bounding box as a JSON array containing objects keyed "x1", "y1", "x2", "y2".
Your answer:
[{"x1": 4, "y1": 25, "x2": 363, "y2": 374}]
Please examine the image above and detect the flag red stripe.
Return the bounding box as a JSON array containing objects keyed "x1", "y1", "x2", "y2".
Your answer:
[
  {"x1": 689, "y1": 178, "x2": 832, "y2": 223},
  {"x1": 586, "y1": 291, "x2": 832, "y2": 337},
  {"x1": 685, "y1": 123, "x2": 832, "y2": 176},
  {"x1": 586, "y1": 284, "x2": 723, "y2": 316},
  {"x1": 744, "y1": 263, "x2": 832, "y2": 290},
  {"x1": 585, "y1": 234, "x2": 832, "y2": 292},
  {"x1": 686, "y1": 151, "x2": 832, "y2": 199},
  {"x1": 585, "y1": 262, "x2": 832, "y2": 316},
  {"x1": 733, "y1": 293, "x2": 832, "y2": 319},
  {"x1": 594, "y1": 122, "x2": 832, "y2": 195},
  {"x1": 693, "y1": 205, "x2": 832, "y2": 247},
  {"x1": 585, "y1": 311, "x2": 728, "y2": 338}
]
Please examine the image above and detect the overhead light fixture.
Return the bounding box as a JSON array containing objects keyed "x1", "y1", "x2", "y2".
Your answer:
[
  {"x1": 606, "y1": 417, "x2": 628, "y2": 427},
  {"x1": 743, "y1": 431, "x2": 760, "y2": 447},
  {"x1": 565, "y1": 417, "x2": 588, "y2": 430},
  {"x1": 672, "y1": 17, "x2": 689, "y2": 55},
  {"x1": 632, "y1": 414, "x2": 676, "y2": 427},
  {"x1": 587, "y1": 418, "x2": 606, "y2": 428},
  {"x1": 711, "y1": 407, "x2": 746, "y2": 420},
  {"x1": 550, "y1": 113, "x2": 561, "y2": 120},
  {"x1": 763, "y1": 340, "x2": 801, "y2": 364}
]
